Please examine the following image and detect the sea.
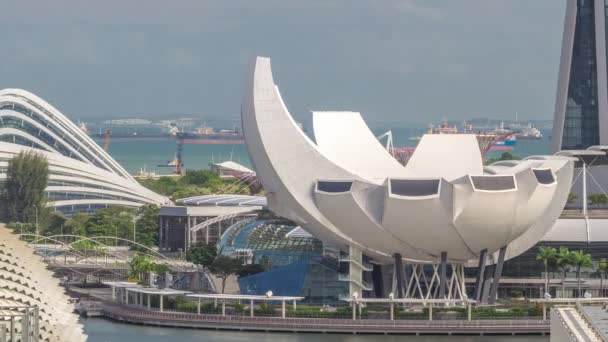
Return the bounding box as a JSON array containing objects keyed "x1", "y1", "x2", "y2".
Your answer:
[
  {"x1": 99, "y1": 128, "x2": 553, "y2": 175},
  {"x1": 82, "y1": 317, "x2": 546, "y2": 342}
]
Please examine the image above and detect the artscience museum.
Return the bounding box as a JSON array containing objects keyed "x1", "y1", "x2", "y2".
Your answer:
[{"x1": 241, "y1": 56, "x2": 575, "y2": 302}]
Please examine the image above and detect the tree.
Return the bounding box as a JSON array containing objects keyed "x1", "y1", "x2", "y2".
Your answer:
[
  {"x1": 129, "y1": 254, "x2": 155, "y2": 281},
  {"x1": 556, "y1": 247, "x2": 575, "y2": 297},
  {"x1": 588, "y1": 194, "x2": 608, "y2": 208},
  {"x1": 186, "y1": 242, "x2": 217, "y2": 269},
  {"x1": 536, "y1": 246, "x2": 557, "y2": 296},
  {"x1": 46, "y1": 212, "x2": 67, "y2": 236},
  {"x1": 485, "y1": 152, "x2": 521, "y2": 165},
  {"x1": 129, "y1": 254, "x2": 170, "y2": 283},
  {"x1": 64, "y1": 213, "x2": 90, "y2": 236},
  {"x1": 84, "y1": 207, "x2": 135, "y2": 244},
  {"x1": 181, "y1": 170, "x2": 222, "y2": 187},
  {"x1": 1, "y1": 151, "x2": 49, "y2": 224},
  {"x1": 133, "y1": 204, "x2": 160, "y2": 248},
  {"x1": 571, "y1": 250, "x2": 593, "y2": 297},
  {"x1": 208, "y1": 256, "x2": 242, "y2": 293},
  {"x1": 599, "y1": 259, "x2": 608, "y2": 296}
]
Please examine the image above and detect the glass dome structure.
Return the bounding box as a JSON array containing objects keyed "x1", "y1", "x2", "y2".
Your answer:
[{"x1": 218, "y1": 218, "x2": 322, "y2": 268}]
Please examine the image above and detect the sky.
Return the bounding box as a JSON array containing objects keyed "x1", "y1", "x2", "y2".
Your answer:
[{"x1": 0, "y1": 0, "x2": 566, "y2": 126}]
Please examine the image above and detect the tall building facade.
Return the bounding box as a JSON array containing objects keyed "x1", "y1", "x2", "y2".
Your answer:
[{"x1": 553, "y1": 0, "x2": 608, "y2": 152}]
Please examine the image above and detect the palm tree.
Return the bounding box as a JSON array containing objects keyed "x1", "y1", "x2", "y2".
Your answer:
[
  {"x1": 537, "y1": 246, "x2": 557, "y2": 296},
  {"x1": 129, "y1": 254, "x2": 154, "y2": 281},
  {"x1": 556, "y1": 247, "x2": 574, "y2": 297},
  {"x1": 599, "y1": 259, "x2": 608, "y2": 297},
  {"x1": 571, "y1": 250, "x2": 593, "y2": 297}
]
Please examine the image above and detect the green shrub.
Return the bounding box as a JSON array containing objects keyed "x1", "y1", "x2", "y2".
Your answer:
[
  {"x1": 234, "y1": 303, "x2": 245, "y2": 313},
  {"x1": 255, "y1": 302, "x2": 274, "y2": 315}
]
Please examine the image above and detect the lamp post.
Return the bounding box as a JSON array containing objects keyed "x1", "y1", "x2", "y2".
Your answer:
[
  {"x1": 34, "y1": 205, "x2": 39, "y2": 237},
  {"x1": 133, "y1": 219, "x2": 136, "y2": 244}
]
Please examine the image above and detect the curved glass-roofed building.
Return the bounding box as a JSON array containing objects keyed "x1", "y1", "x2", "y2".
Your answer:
[
  {"x1": 0, "y1": 89, "x2": 168, "y2": 215},
  {"x1": 219, "y1": 218, "x2": 321, "y2": 266},
  {"x1": 218, "y1": 218, "x2": 347, "y2": 303}
]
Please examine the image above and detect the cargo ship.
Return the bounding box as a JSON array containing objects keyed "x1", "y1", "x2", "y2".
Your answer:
[
  {"x1": 410, "y1": 121, "x2": 517, "y2": 150},
  {"x1": 91, "y1": 125, "x2": 179, "y2": 141},
  {"x1": 176, "y1": 126, "x2": 245, "y2": 144}
]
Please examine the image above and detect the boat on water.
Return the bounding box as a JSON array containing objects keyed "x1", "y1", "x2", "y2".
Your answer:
[
  {"x1": 409, "y1": 121, "x2": 517, "y2": 149},
  {"x1": 176, "y1": 125, "x2": 245, "y2": 144},
  {"x1": 133, "y1": 166, "x2": 157, "y2": 178},
  {"x1": 157, "y1": 155, "x2": 180, "y2": 168},
  {"x1": 513, "y1": 124, "x2": 543, "y2": 140}
]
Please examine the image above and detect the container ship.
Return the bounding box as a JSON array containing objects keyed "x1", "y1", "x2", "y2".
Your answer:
[{"x1": 176, "y1": 126, "x2": 245, "y2": 144}]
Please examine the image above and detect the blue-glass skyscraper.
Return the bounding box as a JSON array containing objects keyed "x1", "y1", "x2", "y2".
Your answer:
[{"x1": 553, "y1": 0, "x2": 608, "y2": 152}]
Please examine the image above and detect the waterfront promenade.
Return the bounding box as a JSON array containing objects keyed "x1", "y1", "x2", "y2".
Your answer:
[{"x1": 99, "y1": 303, "x2": 548, "y2": 336}]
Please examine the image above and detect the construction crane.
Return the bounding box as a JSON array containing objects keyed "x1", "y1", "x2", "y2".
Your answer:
[
  {"x1": 175, "y1": 137, "x2": 184, "y2": 176},
  {"x1": 376, "y1": 130, "x2": 394, "y2": 154},
  {"x1": 103, "y1": 129, "x2": 112, "y2": 152}
]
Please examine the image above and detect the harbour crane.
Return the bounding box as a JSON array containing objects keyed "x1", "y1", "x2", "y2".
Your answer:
[
  {"x1": 175, "y1": 137, "x2": 184, "y2": 176},
  {"x1": 103, "y1": 129, "x2": 112, "y2": 152}
]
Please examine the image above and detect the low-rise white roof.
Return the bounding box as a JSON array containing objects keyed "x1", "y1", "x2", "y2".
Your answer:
[
  {"x1": 187, "y1": 293, "x2": 304, "y2": 301},
  {"x1": 176, "y1": 194, "x2": 267, "y2": 207}
]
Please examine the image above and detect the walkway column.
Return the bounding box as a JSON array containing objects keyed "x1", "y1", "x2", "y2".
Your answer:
[
  {"x1": 429, "y1": 303, "x2": 433, "y2": 321},
  {"x1": 281, "y1": 300, "x2": 286, "y2": 319},
  {"x1": 390, "y1": 302, "x2": 394, "y2": 321},
  {"x1": 439, "y1": 252, "x2": 447, "y2": 300},
  {"x1": 222, "y1": 300, "x2": 226, "y2": 316},
  {"x1": 160, "y1": 295, "x2": 164, "y2": 312},
  {"x1": 474, "y1": 249, "x2": 488, "y2": 303},
  {"x1": 488, "y1": 246, "x2": 507, "y2": 305},
  {"x1": 352, "y1": 302, "x2": 356, "y2": 320},
  {"x1": 250, "y1": 299, "x2": 254, "y2": 317},
  {"x1": 467, "y1": 302, "x2": 472, "y2": 321},
  {"x1": 197, "y1": 298, "x2": 201, "y2": 314},
  {"x1": 147, "y1": 294, "x2": 151, "y2": 310},
  {"x1": 292, "y1": 300, "x2": 297, "y2": 311},
  {"x1": 542, "y1": 303, "x2": 547, "y2": 320},
  {"x1": 112, "y1": 286, "x2": 116, "y2": 301},
  {"x1": 393, "y1": 254, "x2": 405, "y2": 298},
  {"x1": 125, "y1": 289, "x2": 129, "y2": 305}
]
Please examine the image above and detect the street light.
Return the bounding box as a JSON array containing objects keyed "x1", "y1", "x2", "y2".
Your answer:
[
  {"x1": 132, "y1": 214, "x2": 142, "y2": 245},
  {"x1": 133, "y1": 218, "x2": 136, "y2": 244},
  {"x1": 33, "y1": 205, "x2": 39, "y2": 237}
]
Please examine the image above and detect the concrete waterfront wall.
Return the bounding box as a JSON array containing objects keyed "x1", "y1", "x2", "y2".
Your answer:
[{"x1": 101, "y1": 304, "x2": 549, "y2": 335}]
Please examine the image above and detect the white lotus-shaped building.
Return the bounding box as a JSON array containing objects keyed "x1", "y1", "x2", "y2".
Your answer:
[
  {"x1": 0, "y1": 89, "x2": 167, "y2": 215},
  {"x1": 241, "y1": 57, "x2": 574, "y2": 270}
]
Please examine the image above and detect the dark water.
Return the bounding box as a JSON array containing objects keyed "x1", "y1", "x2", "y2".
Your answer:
[
  {"x1": 100, "y1": 128, "x2": 552, "y2": 174},
  {"x1": 82, "y1": 318, "x2": 547, "y2": 342}
]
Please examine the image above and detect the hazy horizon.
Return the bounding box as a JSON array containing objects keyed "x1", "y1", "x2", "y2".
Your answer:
[{"x1": 0, "y1": 0, "x2": 566, "y2": 124}]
